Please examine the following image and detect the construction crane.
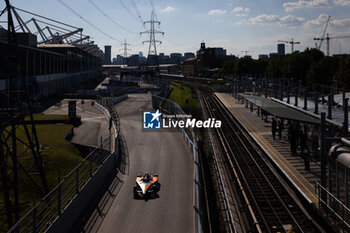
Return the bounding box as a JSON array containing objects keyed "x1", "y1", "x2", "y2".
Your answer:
[
  {"x1": 315, "y1": 15, "x2": 331, "y2": 50},
  {"x1": 314, "y1": 33, "x2": 350, "y2": 56},
  {"x1": 277, "y1": 38, "x2": 300, "y2": 53}
]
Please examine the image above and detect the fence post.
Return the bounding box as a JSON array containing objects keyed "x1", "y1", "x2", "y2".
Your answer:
[
  {"x1": 32, "y1": 200, "x2": 37, "y2": 233},
  {"x1": 328, "y1": 95, "x2": 332, "y2": 120},
  {"x1": 344, "y1": 98, "x2": 349, "y2": 136},
  {"x1": 318, "y1": 183, "x2": 321, "y2": 209},
  {"x1": 287, "y1": 82, "x2": 290, "y2": 104},
  {"x1": 76, "y1": 166, "x2": 79, "y2": 194},
  {"x1": 304, "y1": 89, "x2": 308, "y2": 110},
  {"x1": 321, "y1": 113, "x2": 327, "y2": 201},
  {"x1": 279, "y1": 81, "x2": 283, "y2": 101},
  {"x1": 89, "y1": 159, "x2": 92, "y2": 177},
  {"x1": 314, "y1": 91, "x2": 319, "y2": 115},
  {"x1": 58, "y1": 174, "x2": 62, "y2": 216}
]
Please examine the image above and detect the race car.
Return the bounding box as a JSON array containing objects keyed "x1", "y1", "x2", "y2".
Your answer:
[{"x1": 134, "y1": 172, "x2": 160, "y2": 199}]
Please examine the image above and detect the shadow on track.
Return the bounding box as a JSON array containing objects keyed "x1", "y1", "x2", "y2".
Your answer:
[
  {"x1": 71, "y1": 133, "x2": 130, "y2": 233},
  {"x1": 118, "y1": 132, "x2": 130, "y2": 175}
]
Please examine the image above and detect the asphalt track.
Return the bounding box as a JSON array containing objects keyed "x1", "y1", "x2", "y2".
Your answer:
[{"x1": 97, "y1": 93, "x2": 194, "y2": 233}]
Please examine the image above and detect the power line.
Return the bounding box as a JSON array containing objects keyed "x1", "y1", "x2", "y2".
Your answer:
[
  {"x1": 130, "y1": 0, "x2": 144, "y2": 25},
  {"x1": 148, "y1": 0, "x2": 160, "y2": 27},
  {"x1": 57, "y1": 0, "x2": 122, "y2": 42},
  {"x1": 118, "y1": 0, "x2": 139, "y2": 22},
  {"x1": 88, "y1": 0, "x2": 137, "y2": 34},
  {"x1": 149, "y1": 0, "x2": 155, "y2": 12}
]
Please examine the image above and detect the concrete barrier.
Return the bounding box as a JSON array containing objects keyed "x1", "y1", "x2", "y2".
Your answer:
[
  {"x1": 47, "y1": 147, "x2": 118, "y2": 233},
  {"x1": 111, "y1": 94, "x2": 128, "y2": 105}
]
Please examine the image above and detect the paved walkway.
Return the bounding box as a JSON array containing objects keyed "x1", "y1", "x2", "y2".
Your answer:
[
  {"x1": 215, "y1": 92, "x2": 320, "y2": 205},
  {"x1": 43, "y1": 99, "x2": 110, "y2": 147}
]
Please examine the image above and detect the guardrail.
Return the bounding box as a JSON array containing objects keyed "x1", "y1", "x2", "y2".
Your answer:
[
  {"x1": 152, "y1": 95, "x2": 205, "y2": 233},
  {"x1": 8, "y1": 98, "x2": 121, "y2": 233},
  {"x1": 7, "y1": 139, "x2": 111, "y2": 233}
]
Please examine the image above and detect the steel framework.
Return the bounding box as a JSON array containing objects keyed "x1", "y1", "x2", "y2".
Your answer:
[
  {"x1": 0, "y1": 2, "x2": 106, "y2": 230},
  {"x1": 140, "y1": 11, "x2": 164, "y2": 64},
  {"x1": 0, "y1": 5, "x2": 103, "y2": 58},
  {"x1": 0, "y1": 0, "x2": 49, "y2": 230}
]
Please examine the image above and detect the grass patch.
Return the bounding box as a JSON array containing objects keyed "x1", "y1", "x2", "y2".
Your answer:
[
  {"x1": 168, "y1": 81, "x2": 200, "y2": 117},
  {"x1": 0, "y1": 117, "x2": 83, "y2": 230}
]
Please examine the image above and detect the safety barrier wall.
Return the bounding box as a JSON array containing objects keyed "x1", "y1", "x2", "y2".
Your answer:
[
  {"x1": 7, "y1": 98, "x2": 121, "y2": 233},
  {"x1": 111, "y1": 94, "x2": 128, "y2": 105},
  {"x1": 7, "y1": 139, "x2": 113, "y2": 233},
  {"x1": 152, "y1": 95, "x2": 205, "y2": 233}
]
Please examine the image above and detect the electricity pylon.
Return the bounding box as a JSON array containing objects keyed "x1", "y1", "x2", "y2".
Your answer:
[{"x1": 140, "y1": 11, "x2": 164, "y2": 65}]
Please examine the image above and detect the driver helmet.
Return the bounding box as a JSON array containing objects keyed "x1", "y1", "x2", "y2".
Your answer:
[{"x1": 144, "y1": 172, "x2": 151, "y2": 179}]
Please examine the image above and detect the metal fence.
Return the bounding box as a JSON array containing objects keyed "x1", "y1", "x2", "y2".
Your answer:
[
  {"x1": 8, "y1": 98, "x2": 120, "y2": 233},
  {"x1": 152, "y1": 95, "x2": 193, "y2": 141},
  {"x1": 315, "y1": 182, "x2": 350, "y2": 230},
  {"x1": 151, "y1": 94, "x2": 205, "y2": 233},
  {"x1": 7, "y1": 139, "x2": 112, "y2": 233}
]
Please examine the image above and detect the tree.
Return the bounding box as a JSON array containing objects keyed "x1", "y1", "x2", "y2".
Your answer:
[
  {"x1": 337, "y1": 56, "x2": 350, "y2": 90},
  {"x1": 307, "y1": 56, "x2": 339, "y2": 87}
]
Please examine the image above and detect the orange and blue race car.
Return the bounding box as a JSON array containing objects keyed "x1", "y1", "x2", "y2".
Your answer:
[{"x1": 134, "y1": 172, "x2": 160, "y2": 199}]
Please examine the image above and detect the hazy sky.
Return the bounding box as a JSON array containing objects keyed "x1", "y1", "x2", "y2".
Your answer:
[{"x1": 3, "y1": 0, "x2": 350, "y2": 58}]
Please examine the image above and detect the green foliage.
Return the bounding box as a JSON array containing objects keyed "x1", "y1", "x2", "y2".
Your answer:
[
  {"x1": 337, "y1": 56, "x2": 350, "y2": 89},
  {"x1": 265, "y1": 48, "x2": 325, "y2": 85},
  {"x1": 1, "y1": 121, "x2": 83, "y2": 229},
  {"x1": 307, "y1": 56, "x2": 339, "y2": 88},
  {"x1": 221, "y1": 48, "x2": 350, "y2": 90},
  {"x1": 221, "y1": 57, "x2": 268, "y2": 76},
  {"x1": 168, "y1": 81, "x2": 200, "y2": 117}
]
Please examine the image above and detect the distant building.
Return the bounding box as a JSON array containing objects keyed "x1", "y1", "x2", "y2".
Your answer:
[
  {"x1": 259, "y1": 54, "x2": 269, "y2": 60},
  {"x1": 159, "y1": 64, "x2": 179, "y2": 74},
  {"x1": 147, "y1": 54, "x2": 159, "y2": 65},
  {"x1": 269, "y1": 53, "x2": 279, "y2": 59},
  {"x1": 184, "y1": 52, "x2": 195, "y2": 60},
  {"x1": 181, "y1": 58, "x2": 197, "y2": 76},
  {"x1": 127, "y1": 54, "x2": 140, "y2": 66},
  {"x1": 118, "y1": 55, "x2": 124, "y2": 64},
  {"x1": 0, "y1": 28, "x2": 103, "y2": 98},
  {"x1": 104, "y1": 45, "x2": 111, "y2": 64},
  {"x1": 196, "y1": 42, "x2": 227, "y2": 72},
  {"x1": 158, "y1": 53, "x2": 170, "y2": 64},
  {"x1": 139, "y1": 56, "x2": 147, "y2": 64},
  {"x1": 170, "y1": 53, "x2": 182, "y2": 64},
  {"x1": 139, "y1": 51, "x2": 143, "y2": 58},
  {"x1": 277, "y1": 43, "x2": 285, "y2": 55},
  {"x1": 333, "y1": 54, "x2": 349, "y2": 58},
  {"x1": 226, "y1": 55, "x2": 237, "y2": 61},
  {"x1": 214, "y1": 48, "x2": 227, "y2": 57}
]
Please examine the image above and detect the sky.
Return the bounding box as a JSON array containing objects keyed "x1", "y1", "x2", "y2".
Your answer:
[{"x1": 2, "y1": 0, "x2": 350, "y2": 59}]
